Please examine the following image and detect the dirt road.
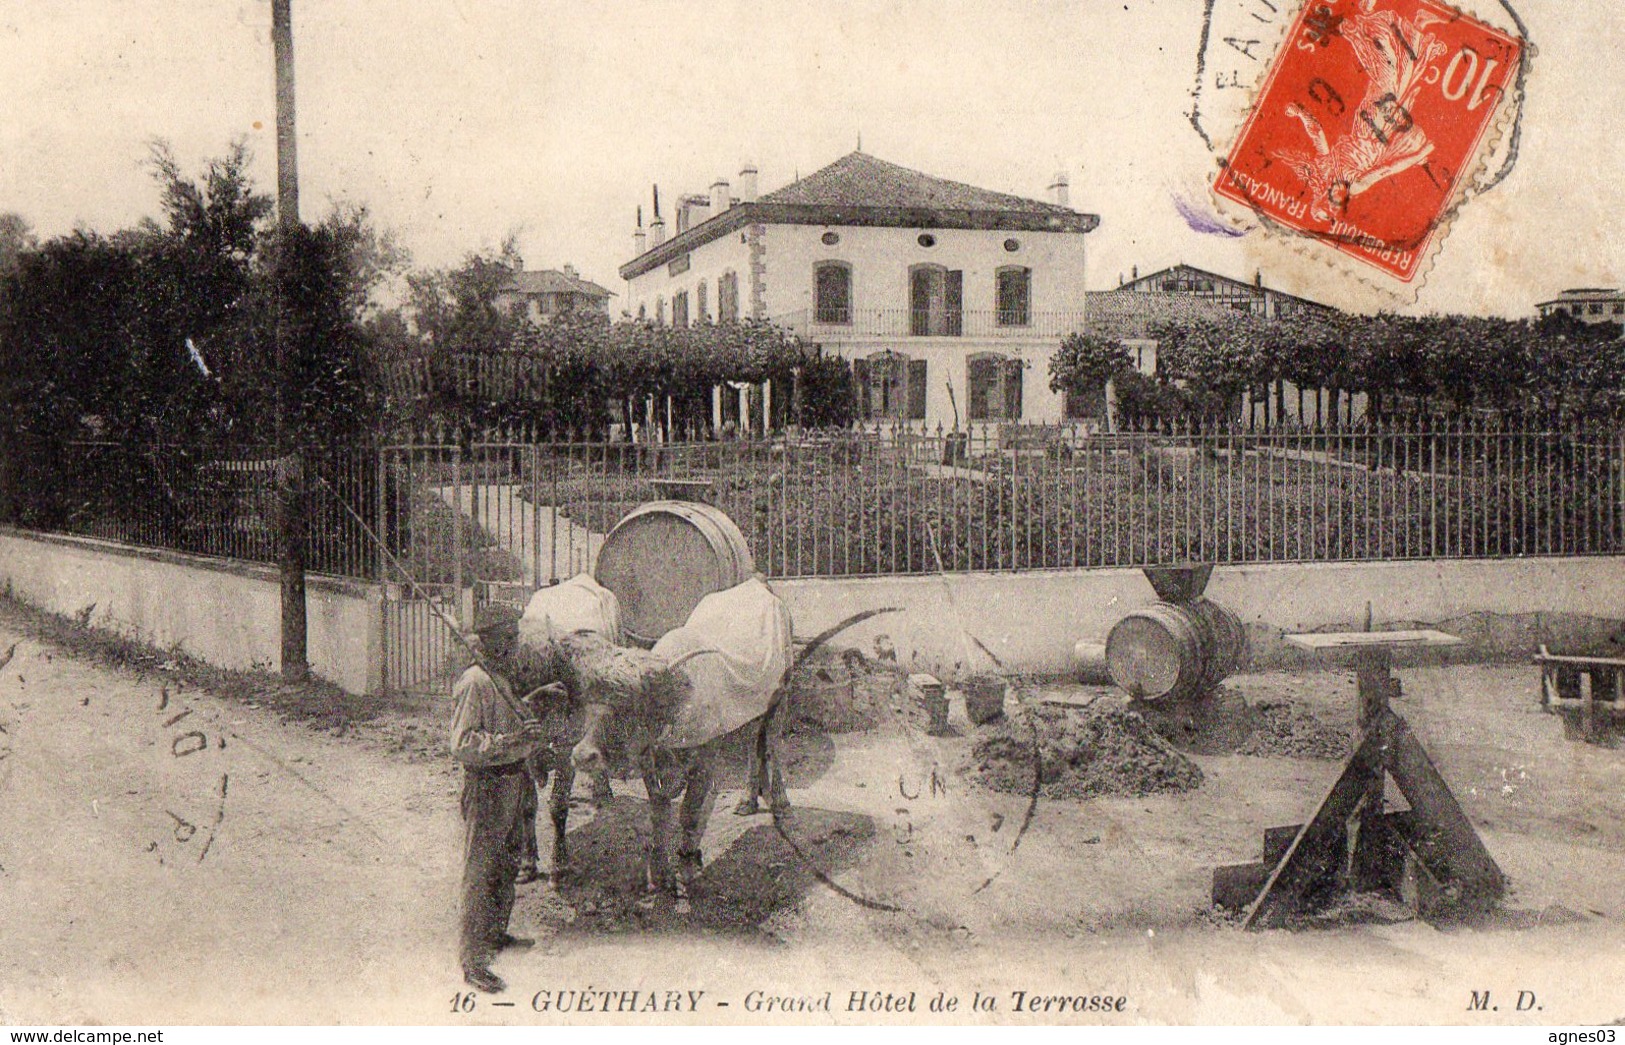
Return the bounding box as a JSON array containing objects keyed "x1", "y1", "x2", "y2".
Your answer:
[{"x1": 2, "y1": 616, "x2": 1622, "y2": 1026}]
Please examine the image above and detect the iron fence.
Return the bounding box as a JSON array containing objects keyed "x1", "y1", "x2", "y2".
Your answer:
[
  {"x1": 383, "y1": 418, "x2": 1625, "y2": 585},
  {"x1": 5, "y1": 420, "x2": 1623, "y2": 588},
  {"x1": 0, "y1": 437, "x2": 377, "y2": 579}
]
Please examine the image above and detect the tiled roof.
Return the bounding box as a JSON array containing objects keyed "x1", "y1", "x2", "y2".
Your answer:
[
  {"x1": 1537, "y1": 288, "x2": 1623, "y2": 304},
  {"x1": 1086, "y1": 290, "x2": 1240, "y2": 340},
  {"x1": 761, "y1": 151, "x2": 1074, "y2": 215},
  {"x1": 1121, "y1": 263, "x2": 1333, "y2": 312},
  {"x1": 503, "y1": 269, "x2": 613, "y2": 298},
  {"x1": 621, "y1": 151, "x2": 1097, "y2": 280}
]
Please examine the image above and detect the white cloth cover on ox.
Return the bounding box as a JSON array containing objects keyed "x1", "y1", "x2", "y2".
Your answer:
[
  {"x1": 652, "y1": 577, "x2": 792, "y2": 749},
  {"x1": 517, "y1": 572, "x2": 623, "y2": 649}
]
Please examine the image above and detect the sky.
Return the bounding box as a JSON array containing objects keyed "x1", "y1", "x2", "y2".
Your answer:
[{"x1": 1, "y1": 0, "x2": 1621, "y2": 318}]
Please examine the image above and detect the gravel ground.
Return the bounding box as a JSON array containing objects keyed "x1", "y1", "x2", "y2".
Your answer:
[{"x1": 3, "y1": 596, "x2": 1624, "y2": 1025}]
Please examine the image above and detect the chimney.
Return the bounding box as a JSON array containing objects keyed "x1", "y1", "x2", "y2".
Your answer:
[
  {"x1": 563, "y1": 263, "x2": 578, "y2": 279},
  {"x1": 678, "y1": 193, "x2": 710, "y2": 233},
  {"x1": 738, "y1": 162, "x2": 759, "y2": 202},
  {"x1": 1048, "y1": 171, "x2": 1070, "y2": 208},
  {"x1": 1254, "y1": 269, "x2": 1263, "y2": 288},
  {"x1": 1132, "y1": 264, "x2": 1138, "y2": 280},
  {"x1": 633, "y1": 205, "x2": 646, "y2": 256},
  {"x1": 711, "y1": 178, "x2": 730, "y2": 215},
  {"x1": 650, "y1": 185, "x2": 666, "y2": 247}
]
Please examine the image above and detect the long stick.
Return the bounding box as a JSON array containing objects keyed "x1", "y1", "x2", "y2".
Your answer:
[
  {"x1": 923, "y1": 517, "x2": 1003, "y2": 671},
  {"x1": 272, "y1": 0, "x2": 308, "y2": 683}
]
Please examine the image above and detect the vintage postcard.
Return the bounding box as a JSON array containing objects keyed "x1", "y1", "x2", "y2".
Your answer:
[{"x1": 1, "y1": 0, "x2": 1623, "y2": 1033}]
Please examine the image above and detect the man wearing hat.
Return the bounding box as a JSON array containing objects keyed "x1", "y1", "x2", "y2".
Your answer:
[{"x1": 449, "y1": 615, "x2": 545, "y2": 994}]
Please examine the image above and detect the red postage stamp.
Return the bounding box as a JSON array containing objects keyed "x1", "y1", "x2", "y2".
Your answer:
[{"x1": 1214, "y1": 0, "x2": 1524, "y2": 282}]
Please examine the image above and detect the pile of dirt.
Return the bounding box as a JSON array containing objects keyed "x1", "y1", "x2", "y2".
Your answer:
[
  {"x1": 1134, "y1": 687, "x2": 1351, "y2": 761},
  {"x1": 969, "y1": 703, "x2": 1203, "y2": 800},
  {"x1": 1236, "y1": 700, "x2": 1352, "y2": 760}
]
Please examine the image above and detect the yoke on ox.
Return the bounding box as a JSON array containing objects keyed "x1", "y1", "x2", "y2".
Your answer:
[{"x1": 520, "y1": 570, "x2": 792, "y2": 908}]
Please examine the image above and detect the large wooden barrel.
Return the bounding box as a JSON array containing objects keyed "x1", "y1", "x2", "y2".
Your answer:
[
  {"x1": 593, "y1": 500, "x2": 755, "y2": 647},
  {"x1": 1105, "y1": 599, "x2": 1245, "y2": 701}
]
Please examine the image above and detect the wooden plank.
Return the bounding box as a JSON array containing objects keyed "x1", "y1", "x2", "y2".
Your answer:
[
  {"x1": 1544, "y1": 696, "x2": 1625, "y2": 716},
  {"x1": 1244, "y1": 724, "x2": 1388, "y2": 930},
  {"x1": 1262, "y1": 824, "x2": 1304, "y2": 865},
  {"x1": 1286, "y1": 630, "x2": 1463, "y2": 651},
  {"x1": 1540, "y1": 664, "x2": 1559, "y2": 711},
  {"x1": 1582, "y1": 670, "x2": 1595, "y2": 740},
  {"x1": 1532, "y1": 652, "x2": 1625, "y2": 669},
  {"x1": 1212, "y1": 862, "x2": 1270, "y2": 910},
  {"x1": 1385, "y1": 712, "x2": 1505, "y2": 908}
]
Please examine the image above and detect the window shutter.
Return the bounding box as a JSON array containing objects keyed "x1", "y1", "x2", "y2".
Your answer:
[
  {"x1": 967, "y1": 356, "x2": 993, "y2": 420},
  {"x1": 815, "y1": 265, "x2": 844, "y2": 323},
  {"x1": 1005, "y1": 358, "x2": 1024, "y2": 419},
  {"x1": 910, "y1": 268, "x2": 932, "y2": 335},
  {"x1": 945, "y1": 270, "x2": 963, "y2": 336},
  {"x1": 908, "y1": 358, "x2": 928, "y2": 420},
  {"x1": 852, "y1": 356, "x2": 871, "y2": 420}
]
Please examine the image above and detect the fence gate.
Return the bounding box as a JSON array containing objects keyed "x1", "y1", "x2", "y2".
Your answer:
[{"x1": 375, "y1": 441, "x2": 610, "y2": 698}]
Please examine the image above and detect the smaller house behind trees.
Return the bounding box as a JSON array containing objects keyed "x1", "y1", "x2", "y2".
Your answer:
[
  {"x1": 494, "y1": 262, "x2": 614, "y2": 324},
  {"x1": 1090, "y1": 265, "x2": 1361, "y2": 427},
  {"x1": 1535, "y1": 288, "x2": 1625, "y2": 328}
]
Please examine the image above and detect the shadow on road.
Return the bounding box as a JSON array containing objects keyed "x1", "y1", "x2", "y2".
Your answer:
[{"x1": 534, "y1": 796, "x2": 876, "y2": 940}]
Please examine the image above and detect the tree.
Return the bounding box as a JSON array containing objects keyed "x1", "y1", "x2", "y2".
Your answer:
[
  {"x1": 405, "y1": 238, "x2": 525, "y2": 355},
  {"x1": 1049, "y1": 332, "x2": 1135, "y2": 396},
  {"x1": 0, "y1": 213, "x2": 36, "y2": 276},
  {"x1": 1151, "y1": 313, "x2": 1274, "y2": 421},
  {"x1": 1049, "y1": 332, "x2": 1136, "y2": 427}
]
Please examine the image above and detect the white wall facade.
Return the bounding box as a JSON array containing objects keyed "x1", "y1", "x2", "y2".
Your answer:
[
  {"x1": 622, "y1": 218, "x2": 1090, "y2": 427},
  {"x1": 0, "y1": 530, "x2": 385, "y2": 696},
  {"x1": 775, "y1": 556, "x2": 1625, "y2": 679},
  {"x1": 624, "y1": 229, "x2": 753, "y2": 325}
]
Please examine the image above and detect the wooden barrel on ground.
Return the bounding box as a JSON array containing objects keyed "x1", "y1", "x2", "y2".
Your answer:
[
  {"x1": 1105, "y1": 599, "x2": 1245, "y2": 701},
  {"x1": 593, "y1": 500, "x2": 755, "y2": 647}
]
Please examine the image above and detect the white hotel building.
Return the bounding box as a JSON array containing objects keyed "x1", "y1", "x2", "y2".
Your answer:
[{"x1": 619, "y1": 151, "x2": 1099, "y2": 429}]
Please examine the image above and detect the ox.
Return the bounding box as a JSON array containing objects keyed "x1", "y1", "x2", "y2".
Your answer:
[
  {"x1": 518, "y1": 575, "x2": 890, "y2": 910},
  {"x1": 566, "y1": 576, "x2": 792, "y2": 906}
]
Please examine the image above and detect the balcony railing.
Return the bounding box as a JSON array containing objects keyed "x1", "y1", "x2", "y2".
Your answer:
[{"x1": 771, "y1": 308, "x2": 1089, "y2": 340}]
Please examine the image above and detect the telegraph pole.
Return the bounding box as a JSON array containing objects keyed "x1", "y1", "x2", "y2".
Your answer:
[{"x1": 273, "y1": 0, "x2": 308, "y2": 681}]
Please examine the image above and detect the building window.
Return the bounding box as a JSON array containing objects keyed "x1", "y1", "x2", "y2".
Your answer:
[
  {"x1": 672, "y1": 290, "x2": 689, "y2": 328},
  {"x1": 909, "y1": 264, "x2": 962, "y2": 336},
  {"x1": 967, "y1": 353, "x2": 1023, "y2": 421},
  {"x1": 1590, "y1": 303, "x2": 1604, "y2": 315},
  {"x1": 1003, "y1": 238, "x2": 1021, "y2": 252},
  {"x1": 821, "y1": 231, "x2": 841, "y2": 246},
  {"x1": 1615, "y1": 303, "x2": 1623, "y2": 315},
  {"x1": 996, "y1": 266, "x2": 1031, "y2": 327},
  {"x1": 851, "y1": 351, "x2": 927, "y2": 421},
  {"x1": 696, "y1": 280, "x2": 709, "y2": 324},
  {"x1": 637, "y1": 303, "x2": 647, "y2": 320},
  {"x1": 814, "y1": 262, "x2": 852, "y2": 324},
  {"x1": 917, "y1": 233, "x2": 937, "y2": 248},
  {"x1": 655, "y1": 297, "x2": 666, "y2": 325},
  {"x1": 718, "y1": 271, "x2": 740, "y2": 322}
]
